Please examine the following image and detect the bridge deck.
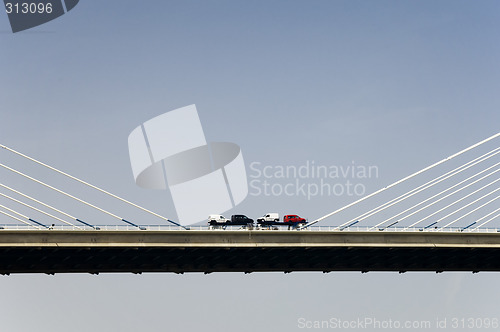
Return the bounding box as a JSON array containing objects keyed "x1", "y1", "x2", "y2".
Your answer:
[{"x1": 1, "y1": 230, "x2": 500, "y2": 274}]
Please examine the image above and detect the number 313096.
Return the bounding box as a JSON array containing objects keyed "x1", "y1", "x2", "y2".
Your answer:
[{"x1": 5, "y1": 2, "x2": 53, "y2": 14}]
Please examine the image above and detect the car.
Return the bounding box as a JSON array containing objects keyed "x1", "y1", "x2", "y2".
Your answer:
[
  {"x1": 208, "y1": 214, "x2": 229, "y2": 225},
  {"x1": 256, "y1": 213, "x2": 280, "y2": 223},
  {"x1": 230, "y1": 214, "x2": 254, "y2": 226},
  {"x1": 283, "y1": 214, "x2": 306, "y2": 224}
]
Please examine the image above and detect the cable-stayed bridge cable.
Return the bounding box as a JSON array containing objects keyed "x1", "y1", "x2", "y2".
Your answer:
[
  {"x1": 0, "y1": 203, "x2": 45, "y2": 229},
  {"x1": 303, "y1": 133, "x2": 500, "y2": 228},
  {"x1": 411, "y1": 184, "x2": 500, "y2": 228},
  {"x1": 0, "y1": 162, "x2": 141, "y2": 229},
  {"x1": 371, "y1": 164, "x2": 500, "y2": 230},
  {"x1": 474, "y1": 210, "x2": 500, "y2": 229},
  {"x1": 0, "y1": 182, "x2": 94, "y2": 229},
  {"x1": 341, "y1": 149, "x2": 500, "y2": 229},
  {"x1": 440, "y1": 195, "x2": 500, "y2": 229},
  {"x1": 0, "y1": 191, "x2": 82, "y2": 229},
  {"x1": 0, "y1": 144, "x2": 183, "y2": 228}
]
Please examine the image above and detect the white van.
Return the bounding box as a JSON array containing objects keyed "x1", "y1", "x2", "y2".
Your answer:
[
  {"x1": 257, "y1": 213, "x2": 280, "y2": 223},
  {"x1": 208, "y1": 214, "x2": 229, "y2": 224}
]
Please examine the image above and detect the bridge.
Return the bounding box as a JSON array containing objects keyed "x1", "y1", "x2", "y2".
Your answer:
[
  {"x1": 2, "y1": 227, "x2": 500, "y2": 274},
  {"x1": 0, "y1": 133, "x2": 499, "y2": 274}
]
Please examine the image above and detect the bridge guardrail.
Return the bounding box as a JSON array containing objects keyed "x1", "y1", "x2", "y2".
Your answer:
[{"x1": 0, "y1": 224, "x2": 499, "y2": 233}]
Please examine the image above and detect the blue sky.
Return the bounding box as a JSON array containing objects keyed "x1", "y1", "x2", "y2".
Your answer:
[{"x1": 1, "y1": 1, "x2": 499, "y2": 331}]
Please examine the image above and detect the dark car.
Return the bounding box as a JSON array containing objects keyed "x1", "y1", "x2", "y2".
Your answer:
[{"x1": 230, "y1": 214, "x2": 254, "y2": 226}]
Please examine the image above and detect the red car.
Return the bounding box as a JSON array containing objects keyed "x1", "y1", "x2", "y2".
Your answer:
[{"x1": 283, "y1": 214, "x2": 306, "y2": 224}]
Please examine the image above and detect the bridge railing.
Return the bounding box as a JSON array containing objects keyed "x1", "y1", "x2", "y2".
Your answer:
[
  {"x1": 303, "y1": 226, "x2": 500, "y2": 233},
  {"x1": 0, "y1": 224, "x2": 499, "y2": 233}
]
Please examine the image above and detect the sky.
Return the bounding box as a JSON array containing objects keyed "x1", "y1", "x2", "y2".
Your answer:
[{"x1": 1, "y1": 1, "x2": 499, "y2": 331}]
